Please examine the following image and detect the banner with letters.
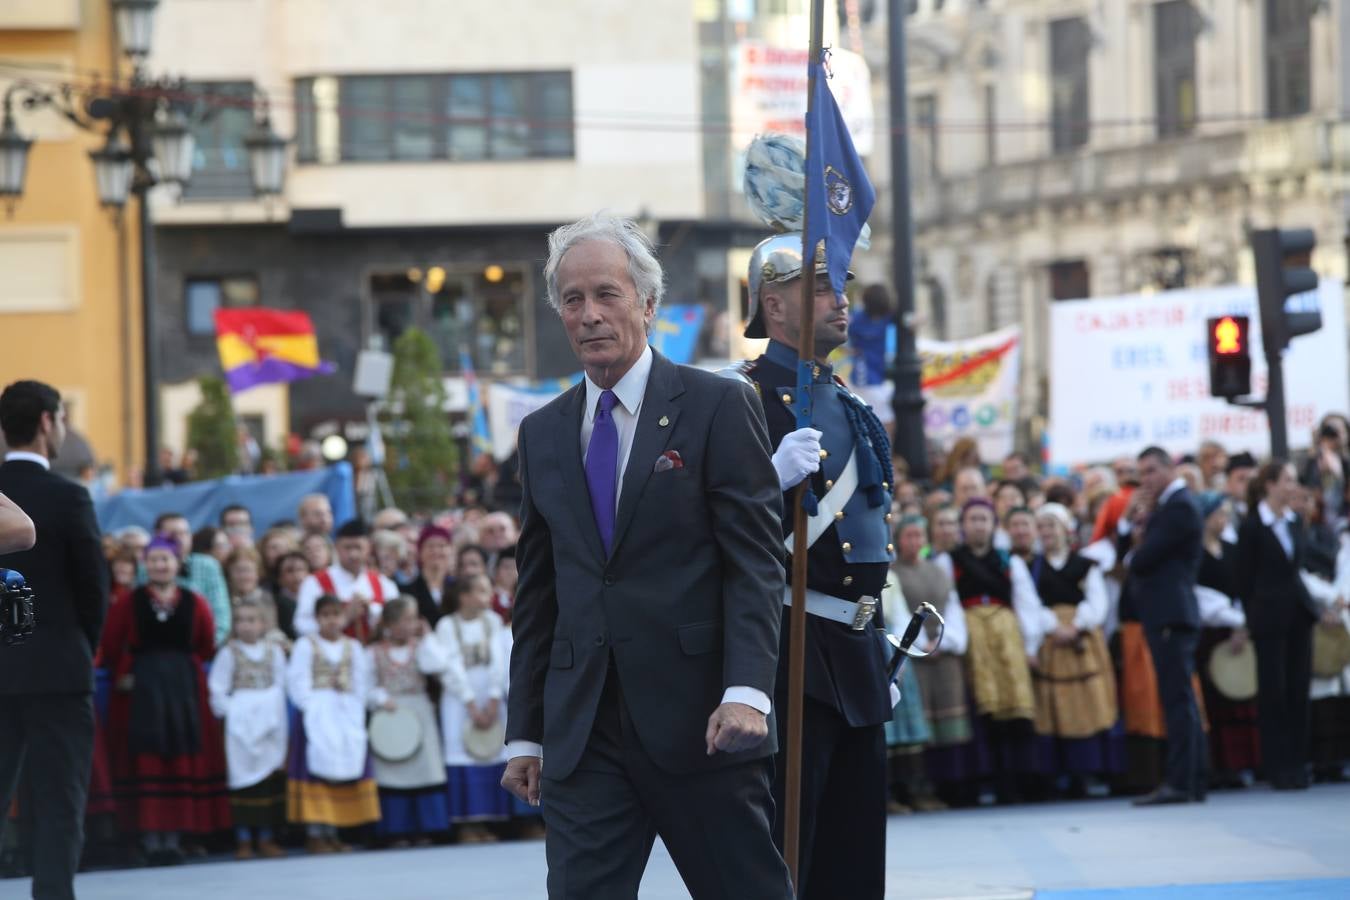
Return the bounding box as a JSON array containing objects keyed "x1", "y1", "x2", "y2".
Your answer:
[
  {"x1": 1048, "y1": 280, "x2": 1349, "y2": 466},
  {"x1": 918, "y1": 326, "x2": 1022, "y2": 462}
]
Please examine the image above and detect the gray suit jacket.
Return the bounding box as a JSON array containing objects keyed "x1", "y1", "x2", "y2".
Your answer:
[{"x1": 507, "y1": 350, "x2": 786, "y2": 779}]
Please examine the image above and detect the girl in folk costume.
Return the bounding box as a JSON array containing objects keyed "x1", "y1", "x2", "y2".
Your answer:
[
  {"x1": 1026, "y1": 504, "x2": 1123, "y2": 796},
  {"x1": 1194, "y1": 493, "x2": 1260, "y2": 787},
  {"x1": 366, "y1": 597, "x2": 451, "y2": 845},
  {"x1": 949, "y1": 498, "x2": 1044, "y2": 803},
  {"x1": 435, "y1": 573, "x2": 509, "y2": 842},
  {"x1": 286, "y1": 594, "x2": 381, "y2": 852},
  {"x1": 208, "y1": 597, "x2": 289, "y2": 860},
  {"x1": 294, "y1": 519, "x2": 397, "y2": 643},
  {"x1": 896, "y1": 516, "x2": 971, "y2": 806},
  {"x1": 100, "y1": 535, "x2": 229, "y2": 865}
]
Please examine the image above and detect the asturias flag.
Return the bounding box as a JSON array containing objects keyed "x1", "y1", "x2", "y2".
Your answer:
[
  {"x1": 804, "y1": 57, "x2": 876, "y2": 296},
  {"x1": 215, "y1": 309, "x2": 335, "y2": 394}
]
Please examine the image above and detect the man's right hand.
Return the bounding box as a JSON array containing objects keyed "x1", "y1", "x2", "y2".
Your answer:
[
  {"x1": 502, "y1": 756, "x2": 541, "y2": 806},
  {"x1": 772, "y1": 428, "x2": 824, "y2": 491}
]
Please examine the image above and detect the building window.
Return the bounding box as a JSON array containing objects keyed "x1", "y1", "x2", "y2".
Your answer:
[
  {"x1": 912, "y1": 93, "x2": 938, "y2": 177},
  {"x1": 983, "y1": 83, "x2": 996, "y2": 167},
  {"x1": 295, "y1": 72, "x2": 574, "y2": 163},
  {"x1": 365, "y1": 265, "x2": 531, "y2": 376},
  {"x1": 1266, "y1": 0, "x2": 1312, "y2": 119},
  {"x1": 184, "y1": 276, "x2": 260, "y2": 337},
  {"x1": 1154, "y1": 1, "x2": 1197, "y2": 137},
  {"x1": 1049, "y1": 17, "x2": 1091, "y2": 153},
  {"x1": 1048, "y1": 260, "x2": 1090, "y2": 301},
  {"x1": 184, "y1": 81, "x2": 256, "y2": 200}
]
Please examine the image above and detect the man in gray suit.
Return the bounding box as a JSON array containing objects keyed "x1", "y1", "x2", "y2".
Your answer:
[{"x1": 502, "y1": 213, "x2": 793, "y2": 899}]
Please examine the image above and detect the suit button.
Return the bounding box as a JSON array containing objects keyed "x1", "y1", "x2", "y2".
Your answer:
[
  {"x1": 819, "y1": 449, "x2": 829, "y2": 460},
  {"x1": 604, "y1": 575, "x2": 615, "y2": 586},
  {"x1": 843, "y1": 576, "x2": 854, "y2": 586},
  {"x1": 825, "y1": 480, "x2": 834, "y2": 490},
  {"x1": 887, "y1": 543, "x2": 895, "y2": 553},
  {"x1": 781, "y1": 393, "x2": 793, "y2": 404},
  {"x1": 594, "y1": 635, "x2": 606, "y2": 646},
  {"x1": 842, "y1": 542, "x2": 852, "y2": 554},
  {"x1": 834, "y1": 510, "x2": 845, "y2": 521}
]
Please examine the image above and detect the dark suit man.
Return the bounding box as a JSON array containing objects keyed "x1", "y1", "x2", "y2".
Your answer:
[
  {"x1": 1127, "y1": 445, "x2": 1206, "y2": 805},
  {"x1": 502, "y1": 214, "x2": 792, "y2": 899},
  {"x1": 0, "y1": 381, "x2": 109, "y2": 899},
  {"x1": 1234, "y1": 461, "x2": 1319, "y2": 789}
]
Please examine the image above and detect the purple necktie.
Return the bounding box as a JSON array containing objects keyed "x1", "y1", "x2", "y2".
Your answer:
[{"x1": 585, "y1": 390, "x2": 620, "y2": 555}]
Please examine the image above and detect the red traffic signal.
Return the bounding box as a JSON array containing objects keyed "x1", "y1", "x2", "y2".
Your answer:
[{"x1": 1207, "y1": 315, "x2": 1251, "y2": 399}]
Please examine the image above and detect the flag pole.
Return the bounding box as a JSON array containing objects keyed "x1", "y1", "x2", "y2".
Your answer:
[{"x1": 784, "y1": 0, "x2": 826, "y2": 889}]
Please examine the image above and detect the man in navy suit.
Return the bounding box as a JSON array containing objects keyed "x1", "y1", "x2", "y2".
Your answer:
[
  {"x1": 1126, "y1": 445, "x2": 1207, "y2": 805},
  {"x1": 502, "y1": 213, "x2": 792, "y2": 899}
]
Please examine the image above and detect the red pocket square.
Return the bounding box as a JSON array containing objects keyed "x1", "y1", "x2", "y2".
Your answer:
[{"x1": 654, "y1": 450, "x2": 684, "y2": 472}]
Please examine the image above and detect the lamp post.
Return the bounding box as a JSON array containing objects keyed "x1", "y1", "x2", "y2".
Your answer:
[{"x1": 0, "y1": 0, "x2": 288, "y2": 485}]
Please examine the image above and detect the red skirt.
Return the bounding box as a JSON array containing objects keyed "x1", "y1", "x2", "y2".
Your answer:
[
  {"x1": 106, "y1": 662, "x2": 230, "y2": 835},
  {"x1": 1196, "y1": 627, "x2": 1262, "y2": 773}
]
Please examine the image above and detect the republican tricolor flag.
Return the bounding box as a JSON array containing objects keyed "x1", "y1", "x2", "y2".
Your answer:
[{"x1": 215, "y1": 308, "x2": 335, "y2": 394}]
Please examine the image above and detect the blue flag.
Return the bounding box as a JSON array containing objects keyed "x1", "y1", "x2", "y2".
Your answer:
[
  {"x1": 804, "y1": 58, "x2": 876, "y2": 296},
  {"x1": 459, "y1": 349, "x2": 493, "y2": 460}
]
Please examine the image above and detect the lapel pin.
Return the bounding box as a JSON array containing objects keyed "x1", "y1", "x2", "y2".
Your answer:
[{"x1": 658, "y1": 415, "x2": 670, "y2": 428}]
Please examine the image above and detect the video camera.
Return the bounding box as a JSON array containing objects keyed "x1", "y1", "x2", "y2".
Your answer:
[{"x1": 0, "y1": 568, "x2": 35, "y2": 646}]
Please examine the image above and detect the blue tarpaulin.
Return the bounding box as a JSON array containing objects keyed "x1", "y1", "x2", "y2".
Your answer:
[{"x1": 95, "y1": 463, "x2": 355, "y2": 534}]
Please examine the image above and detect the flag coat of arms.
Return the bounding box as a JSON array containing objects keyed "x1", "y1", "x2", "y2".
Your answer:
[{"x1": 215, "y1": 309, "x2": 335, "y2": 394}]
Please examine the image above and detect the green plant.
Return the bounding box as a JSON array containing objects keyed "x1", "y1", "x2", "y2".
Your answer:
[
  {"x1": 383, "y1": 328, "x2": 458, "y2": 511},
  {"x1": 186, "y1": 375, "x2": 239, "y2": 480}
]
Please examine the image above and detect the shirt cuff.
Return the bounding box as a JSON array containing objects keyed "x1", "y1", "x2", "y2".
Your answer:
[
  {"x1": 721, "y1": 686, "x2": 772, "y2": 715},
  {"x1": 506, "y1": 740, "x2": 542, "y2": 760}
]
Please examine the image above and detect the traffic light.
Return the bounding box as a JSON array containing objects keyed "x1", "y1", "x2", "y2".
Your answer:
[
  {"x1": 1207, "y1": 315, "x2": 1251, "y2": 398},
  {"x1": 1251, "y1": 227, "x2": 1321, "y2": 354}
]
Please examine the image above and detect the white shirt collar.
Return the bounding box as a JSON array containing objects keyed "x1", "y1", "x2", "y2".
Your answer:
[
  {"x1": 4, "y1": 451, "x2": 50, "y2": 471},
  {"x1": 1159, "y1": 477, "x2": 1186, "y2": 505},
  {"x1": 1258, "y1": 500, "x2": 1296, "y2": 526},
  {"x1": 584, "y1": 345, "x2": 653, "y2": 422}
]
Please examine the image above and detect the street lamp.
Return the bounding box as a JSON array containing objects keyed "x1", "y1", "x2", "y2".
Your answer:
[{"x1": 0, "y1": 0, "x2": 289, "y2": 484}]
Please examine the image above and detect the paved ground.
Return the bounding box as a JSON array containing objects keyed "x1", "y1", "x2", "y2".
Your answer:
[{"x1": 20, "y1": 783, "x2": 1350, "y2": 899}]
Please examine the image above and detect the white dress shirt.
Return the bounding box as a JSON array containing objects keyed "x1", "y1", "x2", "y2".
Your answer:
[
  {"x1": 507, "y1": 346, "x2": 770, "y2": 762},
  {"x1": 1258, "y1": 500, "x2": 1296, "y2": 559},
  {"x1": 580, "y1": 344, "x2": 653, "y2": 513},
  {"x1": 3, "y1": 451, "x2": 50, "y2": 470},
  {"x1": 293, "y1": 564, "x2": 398, "y2": 637}
]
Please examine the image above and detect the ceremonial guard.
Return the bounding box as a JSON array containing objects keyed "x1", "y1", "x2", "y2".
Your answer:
[{"x1": 729, "y1": 134, "x2": 896, "y2": 899}]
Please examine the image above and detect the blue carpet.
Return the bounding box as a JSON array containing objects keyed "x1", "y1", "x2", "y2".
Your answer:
[{"x1": 1038, "y1": 880, "x2": 1350, "y2": 899}]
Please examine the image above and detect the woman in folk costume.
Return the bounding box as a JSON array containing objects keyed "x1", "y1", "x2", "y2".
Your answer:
[
  {"x1": 100, "y1": 534, "x2": 230, "y2": 865},
  {"x1": 1314, "y1": 531, "x2": 1350, "y2": 782},
  {"x1": 1193, "y1": 492, "x2": 1260, "y2": 788},
  {"x1": 435, "y1": 573, "x2": 509, "y2": 842},
  {"x1": 207, "y1": 596, "x2": 289, "y2": 860},
  {"x1": 890, "y1": 515, "x2": 968, "y2": 811},
  {"x1": 1026, "y1": 504, "x2": 1123, "y2": 796},
  {"x1": 365, "y1": 596, "x2": 451, "y2": 845},
  {"x1": 949, "y1": 497, "x2": 1044, "y2": 803},
  {"x1": 286, "y1": 594, "x2": 381, "y2": 852}
]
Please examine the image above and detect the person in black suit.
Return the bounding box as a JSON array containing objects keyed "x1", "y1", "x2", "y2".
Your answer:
[
  {"x1": 0, "y1": 380, "x2": 109, "y2": 899},
  {"x1": 1235, "y1": 460, "x2": 1319, "y2": 790},
  {"x1": 1127, "y1": 446, "x2": 1207, "y2": 806},
  {"x1": 502, "y1": 213, "x2": 792, "y2": 899}
]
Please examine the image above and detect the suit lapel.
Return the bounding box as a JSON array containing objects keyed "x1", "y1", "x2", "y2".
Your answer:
[
  {"x1": 554, "y1": 382, "x2": 607, "y2": 563},
  {"x1": 610, "y1": 352, "x2": 684, "y2": 559}
]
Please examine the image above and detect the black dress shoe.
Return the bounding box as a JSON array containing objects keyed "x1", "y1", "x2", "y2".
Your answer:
[{"x1": 1132, "y1": 786, "x2": 1193, "y2": 806}]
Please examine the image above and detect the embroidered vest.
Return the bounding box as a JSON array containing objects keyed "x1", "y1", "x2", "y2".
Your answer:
[
  {"x1": 310, "y1": 637, "x2": 353, "y2": 692},
  {"x1": 230, "y1": 641, "x2": 276, "y2": 691},
  {"x1": 374, "y1": 641, "x2": 426, "y2": 696}
]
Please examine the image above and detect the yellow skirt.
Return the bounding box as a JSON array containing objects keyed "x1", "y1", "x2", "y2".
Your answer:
[
  {"x1": 1034, "y1": 609, "x2": 1118, "y2": 738},
  {"x1": 287, "y1": 776, "x2": 381, "y2": 827},
  {"x1": 965, "y1": 604, "x2": 1035, "y2": 722}
]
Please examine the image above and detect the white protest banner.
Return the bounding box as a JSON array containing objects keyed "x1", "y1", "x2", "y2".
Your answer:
[
  {"x1": 485, "y1": 380, "x2": 572, "y2": 462},
  {"x1": 730, "y1": 42, "x2": 873, "y2": 156},
  {"x1": 918, "y1": 326, "x2": 1021, "y2": 461},
  {"x1": 1048, "y1": 280, "x2": 1348, "y2": 467}
]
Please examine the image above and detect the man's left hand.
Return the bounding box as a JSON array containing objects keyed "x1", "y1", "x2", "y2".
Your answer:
[{"x1": 705, "y1": 702, "x2": 767, "y2": 755}]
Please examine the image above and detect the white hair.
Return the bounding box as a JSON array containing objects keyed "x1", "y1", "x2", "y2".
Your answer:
[{"x1": 543, "y1": 212, "x2": 665, "y2": 314}]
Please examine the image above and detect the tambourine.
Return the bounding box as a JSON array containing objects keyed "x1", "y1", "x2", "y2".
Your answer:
[
  {"x1": 1207, "y1": 640, "x2": 1258, "y2": 702},
  {"x1": 463, "y1": 717, "x2": 507, "y2": 763},
  {"x1": 1312, "y1": 622, "x2": 1350, "y2": 679},
  {"x1": 369, "y1": 706, "x2": 422, "y2": 762}
]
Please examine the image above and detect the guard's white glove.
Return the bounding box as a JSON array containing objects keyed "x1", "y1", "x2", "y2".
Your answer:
[
  {"x1": 772, "y1": 428, "x2": 823, "y2": 491},
  {"x1": 889, "y1": 682, "x2": 902, "y2": 708}
]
